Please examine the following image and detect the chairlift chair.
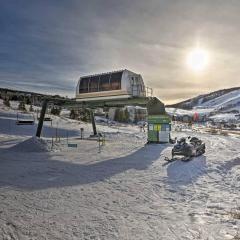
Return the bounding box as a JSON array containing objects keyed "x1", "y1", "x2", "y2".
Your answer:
[
  {"x1": 37, "y1": 109, "x2": 52, "y2": 122},
  {"x1": 16, "y1": 112, "x2": 35, "y2": 125}
]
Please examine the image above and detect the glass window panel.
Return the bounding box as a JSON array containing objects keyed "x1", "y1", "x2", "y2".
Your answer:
[
  {"x1": 110, "y1": 72, "x2": 122, "y2": 90},
  {"x1": 89, "y1": 76, "x2": 99, "y2": 92},
  {"x1": 99, "y1": 74, "x2": 110, "y2": 91},
  {"x1": 79, "y1": 77, "x2": 89, "y2": 93}
]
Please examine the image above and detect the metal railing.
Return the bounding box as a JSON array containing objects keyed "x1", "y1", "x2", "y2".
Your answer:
[{"x1": 131, "y1": 84, "x2": 153, "y2": 97}]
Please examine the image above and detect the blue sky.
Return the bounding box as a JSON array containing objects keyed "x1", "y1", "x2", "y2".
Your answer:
[{"x1": 1, "y1": 0, "x2": 240, "y2": 103}]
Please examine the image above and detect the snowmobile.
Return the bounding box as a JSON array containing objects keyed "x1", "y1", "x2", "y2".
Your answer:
[{"x1": 165, "y1": 136, "x2": 205, "y2": 163}]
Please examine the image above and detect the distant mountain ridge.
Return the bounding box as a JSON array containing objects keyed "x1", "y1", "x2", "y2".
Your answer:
[{"x1": 168, "y1": 87, "x2": 240, "y2": 113}]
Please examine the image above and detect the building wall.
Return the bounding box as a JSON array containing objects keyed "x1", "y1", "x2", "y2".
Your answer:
[{"x1": 108, "y1": 106, "x2": 147, "y2": 123}]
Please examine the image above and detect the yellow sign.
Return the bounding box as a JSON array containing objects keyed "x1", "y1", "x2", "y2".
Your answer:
[{"x1": 154, "y1": 124, "x2": 161, "y2": 131}]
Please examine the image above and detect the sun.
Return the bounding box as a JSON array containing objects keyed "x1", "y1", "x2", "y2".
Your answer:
[{"x1": 187, "y1": 47, "x2": 209, "y2": 72}]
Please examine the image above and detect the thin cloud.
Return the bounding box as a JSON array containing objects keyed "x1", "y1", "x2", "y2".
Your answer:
[{"x1": 0, "y1": 0, "x2": 240, "y2": 103}]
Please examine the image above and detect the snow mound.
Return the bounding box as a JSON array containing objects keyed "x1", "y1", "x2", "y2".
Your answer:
[{"x1": 10, "y1": 137, "x2": 49, "y2": 152}]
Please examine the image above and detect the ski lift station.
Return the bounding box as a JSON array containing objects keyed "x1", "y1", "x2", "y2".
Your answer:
[
  {"x1": 74, "y1": 69, "x2": 171, "y2": 143},
  {"x1": 76, "y1": 69, "x2": 153, "y2": 101},
  {"x1": 33, "y1": 69, "x2": 171, "y2": 143}
]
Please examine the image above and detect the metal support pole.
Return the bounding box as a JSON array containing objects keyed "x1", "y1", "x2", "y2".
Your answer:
[
  {"x1": 36, "y1": 99, "x2": 48, "y2": 137},
  {"x1": 80, "y1": 128, "x2": 84, "y2": 139},
  {"x1": 98, "y1": 135, "x2": 101, "y2": 153},
  {"x1": 90, "y1": 110, "x2": 97, "y2": 136}
]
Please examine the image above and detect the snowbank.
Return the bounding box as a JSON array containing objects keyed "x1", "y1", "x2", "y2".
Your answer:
[{"x1": 9, "y1": 137, "x2": 49, "y2": 152}]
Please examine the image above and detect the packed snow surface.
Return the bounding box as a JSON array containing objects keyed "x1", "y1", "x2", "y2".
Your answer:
[{"x1": 0, "y1": 101, "x2": 239, "y2": 240}]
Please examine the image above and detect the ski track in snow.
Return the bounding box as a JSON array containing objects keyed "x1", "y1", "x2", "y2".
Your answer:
[{"x1": 0, "y1": 103, "x2": 239, "y2": 239}]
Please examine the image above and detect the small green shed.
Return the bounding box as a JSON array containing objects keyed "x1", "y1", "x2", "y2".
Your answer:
[
  {"x1": 147, "y1": 114, "x2": 171, "y2": 143},
  {"x1": 146, "y1": 97, "x2": 171, "y2": 143}
]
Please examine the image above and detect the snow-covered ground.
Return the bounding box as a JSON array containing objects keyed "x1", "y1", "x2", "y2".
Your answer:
[{"x1": 0, "y1": 100, "x2": 240, "y2": 240}]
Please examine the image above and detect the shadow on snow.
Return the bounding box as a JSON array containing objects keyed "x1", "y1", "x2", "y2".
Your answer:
[
  {"x1": 0, "y1": 144, "x2": 166, "y2": 190},
  {"x1": 0, "y1": 116, "x2": 79, "y2": 137}
]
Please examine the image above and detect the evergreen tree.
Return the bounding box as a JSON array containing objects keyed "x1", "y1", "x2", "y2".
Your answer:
[
  {"x1": 50, "y1": 107, "x2": 61, "y2": 116},
  {"x1": 80, "y1": 110, "x2": 90, "y2": 122},
  {"x1": 3, "y1": 98, "x2": 10, "y2": 107},
  {"x1": 114, "y1": 108, "x2": 129, "y2": 123},
  {"x1": 70, "y1": 109, "x2": 76, "y2": 119},
  {"x1": 25, "y1": 97, "x2": 31, "y2": 105},
  {"x1": 114, "y1": 108, "x2": 120, "y2": 122},
  {"x1": 10, "y1": 95, "x2": 18, "y2": 101},
  {"x1": 114, "y1": 109, "x2": 117, "y2": 121},
  {"x1": 29, "y1": 104, "x2": 34, "y2": 112},
  {"x1": 117, "y1": 108, "x2": 122, "y2": 122},
  {"x1": 18, "y1": 101, "x2": 26, "y2": 111},
  {"x1": 124, "y1": 108, "x2": 129, "y2": 123}
]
